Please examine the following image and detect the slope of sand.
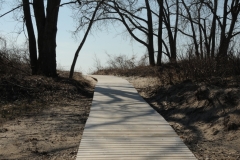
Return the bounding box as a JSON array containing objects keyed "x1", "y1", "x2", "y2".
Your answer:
[{"x1": 127, "y1": 76, "x2": 240, "y2": 159}]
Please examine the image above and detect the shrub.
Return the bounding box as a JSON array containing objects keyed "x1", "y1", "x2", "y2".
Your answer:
[
  {"x1": 0, "y1": 40, "x2": 30, "y2": 76},
  {"x1": 92, "y1": 51, "x2": 240, "y2": 86}
]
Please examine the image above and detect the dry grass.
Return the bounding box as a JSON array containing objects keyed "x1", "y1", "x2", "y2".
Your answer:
[
  {"x1": 93, "y1": 53, "x2": 240, "y2": 87},
  {"x1": 0, "y1": 72, "x2": 92, "y2": 121},
  {"x1": 93, "y1": 65, "x2": 158, "y2": 77},
  {"x1": 0, "y1": 47, "x2": 95, "y2": 159},
  {"x1": 0, "y1": 47, "x2": 93, "y2": 121},
  {"x1": 0, "y1": 47, "x2": 31, "y2": 76}
]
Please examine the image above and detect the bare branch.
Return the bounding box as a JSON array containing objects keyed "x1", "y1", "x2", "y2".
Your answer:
[
  {"x1": 59, "y1": 0, "x2": 81, "y2": 7},
  {"x1": 0, "y1": 4, "x2": 23, "y2": 18}
]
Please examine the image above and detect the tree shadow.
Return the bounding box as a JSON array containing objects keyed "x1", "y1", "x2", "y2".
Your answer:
[
  {"x1": 78, "y1": 80, "x2": 196, "y2": 159},
  {"x1": 141, "y1": 80, "x2": 240, "y2": 154}
]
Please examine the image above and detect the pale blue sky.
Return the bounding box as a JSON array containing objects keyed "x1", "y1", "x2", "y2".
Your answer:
[{"x1": 0, "y1": 1, "x2": 146, "y2": 74}]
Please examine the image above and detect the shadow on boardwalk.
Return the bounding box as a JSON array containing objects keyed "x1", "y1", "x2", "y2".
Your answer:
[{"x1": 77, "y1": 75, "x2": 196, "y2": 159}]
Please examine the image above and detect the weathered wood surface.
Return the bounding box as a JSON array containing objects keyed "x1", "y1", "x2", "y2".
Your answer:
[{"x1": 76, "y1": 75, "x2": 196, "y2": 160}]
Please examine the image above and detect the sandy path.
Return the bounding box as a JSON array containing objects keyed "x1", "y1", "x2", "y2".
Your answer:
[{"x1": 0, "y1": 73, "x2": 96, "y2": 160}]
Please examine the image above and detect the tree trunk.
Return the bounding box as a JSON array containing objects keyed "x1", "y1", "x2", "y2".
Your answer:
[
  {"x1": 218, "y1": 0, "x2": 228, "y2": 59},
  {"x1": 33, "y1": 0, "x2": 45, "y2": 67},
  {"x1": 145, "y1": 0, "x2": 155, "y2": 66},
  {"x1": 218, "y1": 0, "x2": 240, "y2": 60},
  {"x1": 197, "y1": 3, "x2": 204, "y2": 59},
  {"x1": 22, "y1": 0, "x2": 38, "y2": 74},
  {"x1": 198, "y1": 3, "x2": 204, "y2": 59},
  {"x1": 163, "y1": 0, "x2": 178, "y2": 63},
  {"x1": 172, "y1": 0, "x2": 179, "y2": 63},
  {"x1": 202, "y1": 19, "x2": 210, "y2": 58},
  {"x1": 218, "y1": 39, "x2": 230, "y2": 59},
  {"x1": 69, "y1": 1, "x2": 103, "y2": 78},
  {"x1": 157, "y1": 0, "x2": 163, "y2": 66},
  {"x1": 41, "y1": 0, "x2": 61, "y2": 77},
  {"x1": 210, "y1": 0, "x2": 217, "y2": 58},
  {"x1": 182, "y1": 0, "x2": 199, "y2": 58}
]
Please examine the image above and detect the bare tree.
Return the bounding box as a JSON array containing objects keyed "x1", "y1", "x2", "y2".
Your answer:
[
  {"x1": 180, "y1": 0, "x2": 199, "y2": 58},
  {"x1": 218, "y1": 0, "x2": 240, "y2": 59},
  {"x1": 202, "y1": 0, "x2": 240, "y2": 59},
  {"x1": 156, "y1": 0, "x2": 163, "y2": 66},
  {"x1": 210, "y1": 0, "x2": 218, "y2": 58},
  {"x1": 72, "y1": 0, "x2": 157, "y2": 66},
  {"x1": 22, "y1": 0, "x2": 38, "y2": 74},
  {"x1": 109, "y1": 0, "x2": 156, "y2": 66},
  {"x1": 69, "y1": 0, "x2": 104, "y2": 78},
  {"x1": 178, "y1": 0, "x2": 220, "y2": 59},
  {"x1": 145, "y1": 0, "x2": 155, "y2": 66},
  {"x1": 38, "y1": 0, "x2": 61, "y2": 77},
  {"x1": 2, "y1": 0, "x2": 81, "y2": 77},
  {"x1": 162, "y1": 0, "x2": 179, "y2": 63}
]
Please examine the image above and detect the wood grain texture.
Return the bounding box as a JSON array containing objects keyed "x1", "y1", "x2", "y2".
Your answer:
[{"x1": 77, "y1": 75, "x2": 196, "y2": 160}]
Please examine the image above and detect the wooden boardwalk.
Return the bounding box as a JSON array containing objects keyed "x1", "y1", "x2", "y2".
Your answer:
[{"x1": 76, "y1": 75, "x2": 196, "y2": 160}]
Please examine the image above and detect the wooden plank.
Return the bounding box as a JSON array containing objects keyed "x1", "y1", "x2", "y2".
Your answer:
[
  {"x1": 84, "y1": 124, "x2": 173, "y2": 130},
  {"x1": 85, "y1": 119, "x2": 168, "y2": 125},
  {"x1": 76, "y1": 75, "x2": 196, "y2": 160},
  {"x1": 80, "y1": 137, "x2": 182, "y2": 141}
]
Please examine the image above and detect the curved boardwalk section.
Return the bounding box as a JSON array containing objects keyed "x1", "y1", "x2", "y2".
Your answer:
[{"x1": 76, "y1": 75, "x2": 196, "y2": 160}]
